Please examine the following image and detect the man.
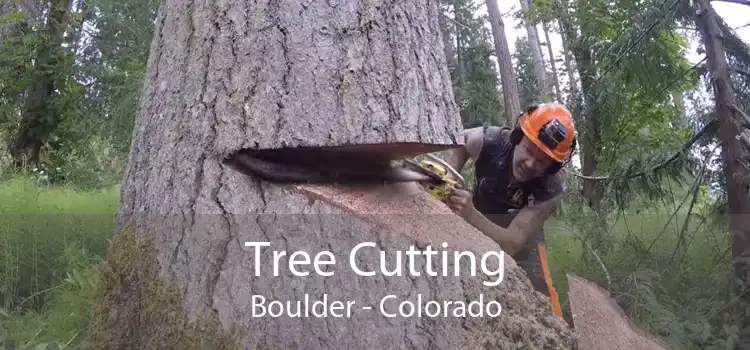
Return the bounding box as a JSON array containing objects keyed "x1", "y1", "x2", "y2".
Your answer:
[{"x1": 443, "y1": 103, "x2": 577, "y2": 318}]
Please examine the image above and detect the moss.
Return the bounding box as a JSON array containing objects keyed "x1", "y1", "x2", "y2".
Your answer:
[{"x1": 81, "y1": 228, "x2": 243, "y2": 350}]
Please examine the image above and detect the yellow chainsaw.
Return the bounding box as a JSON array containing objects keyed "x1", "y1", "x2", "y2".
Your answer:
[{"x1": 400, "y1": 154, "x2": 465, "y2": 201}]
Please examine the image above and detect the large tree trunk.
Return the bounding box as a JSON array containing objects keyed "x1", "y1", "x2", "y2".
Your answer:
[
  {"x1": 84, "y1": 1, "x2": 576, "y2": 349},
  {"x1": 485, "y1": 0, "x2": 521, "y2": 125},
  {"x1": 694, "y1": 0, "x2": 750, "y2": 342}
]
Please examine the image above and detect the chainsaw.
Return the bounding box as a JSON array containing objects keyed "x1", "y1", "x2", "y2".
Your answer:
[
  {"x1": 399, "y1": 153, "x2": 465, "y2": 201},
  {"x1": 223, "y1": 147, "x2": 466, "y2": 202}
]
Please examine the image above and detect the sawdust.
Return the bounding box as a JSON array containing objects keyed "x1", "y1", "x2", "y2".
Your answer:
[
  {"x1": 290, "y1": 182, "x2": 577, "y2": 349},
  {"x1": 292, "y1": 181, "x2": 503, "y2": 255},
  {"x1": 567, "y1": 274, "x2": 670, "y2": 350}
]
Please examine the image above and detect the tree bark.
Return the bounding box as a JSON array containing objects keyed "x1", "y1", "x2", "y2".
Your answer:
[
  {"x1": 92, "y1": 0, "x2": 576, "y2": 349},
  {"x1": 556, "y1": 8, "x2": 578, "y2": 106},
  {"x1": 556, "y1": 1, "x2": 603, "y2": 212},
  {"x1": 560, "y1": 32, "x2": 578, "y2": 101},
  {"x1": 10, "y1": 0, "x2": 72, "y2": 166},
  {"x1": 694, "y1": 0, "x2": 750, "y2": 341},
  {"x1": 485, "y1": 0, "x2": 521, "y2": 125},
  {"x1": 542, "y1": 22, "x2": 563, "y2": 102}
]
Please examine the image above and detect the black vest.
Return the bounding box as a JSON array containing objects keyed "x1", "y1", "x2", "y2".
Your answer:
[
  {"x1": 469, "y1": 126, "x2": 563, "y2": 295},
  {"x1": 472, "y1": 127, "x2": 537, "y2": 225},
  {"x1": 470, "y1": 126, "x2": 553, "y2": 252}
]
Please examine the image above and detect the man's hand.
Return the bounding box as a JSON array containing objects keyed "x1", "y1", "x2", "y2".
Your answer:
[{"x1": 446, "y1": 189, "x2": 474, "y2": 219}]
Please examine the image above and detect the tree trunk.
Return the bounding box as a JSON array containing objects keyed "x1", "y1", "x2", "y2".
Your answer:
[
  {"x1": 542, "y1": 22, "x2": 563, "y2": 102},
  {"x1": 556, "y1": 2, "x2": 603, "y2": 212},
  {"x1": 519, "y1": 0, "x2": 550, "y2": 101},
  {"x1": 672, "y1": 91, "x2": 687, "y2": 126},
  {"x1": 485, "y1": 0, "x2": 521, "y2": 125},
  {"x1": 575, "y1": 52, "x2": 603, "y2": 213},
  {"x1": 452, "y1": 0, "x2": 466, "y2": 107},
  {"x1": 694, "y1": 0, "x2": 750, "y2": 342},
  {"x1": 10, "y1": 0, "x2": 72, "y2": 167},
  {"x1": 85, "y1": 1, "x2": 576, "y2": 349},
  {"x1": 558, "y1": 21, "x2": 578, "y2": 103},
  {"x1": 454, "y1": 0, "x2": 466, "y2": 84}
]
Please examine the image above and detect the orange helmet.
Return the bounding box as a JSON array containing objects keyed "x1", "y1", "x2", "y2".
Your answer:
[{"x1": 518, "y1": 103, "x2": 576, "y2": 162}]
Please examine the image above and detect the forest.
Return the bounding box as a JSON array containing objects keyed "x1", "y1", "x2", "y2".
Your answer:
[{"x1": 1, "y1": 0, "x2": 750, "y2": 348}]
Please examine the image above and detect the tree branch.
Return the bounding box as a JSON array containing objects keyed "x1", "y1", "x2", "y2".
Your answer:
[
  {"x1": 712, "y1": 0, "x2": 750, "y2": 6},
  {"x1": 731, "y1": 66, "x2": 750, "y2": 78},
  {"x1": 565, "y1": 119, "x2": 718, "y2": 181},
  {"x1": 440, "y1": 12, "x2": 471, "y2": 30},
  {"x1": 734, "y1": 104, "x2": 750, "y2": 127}
]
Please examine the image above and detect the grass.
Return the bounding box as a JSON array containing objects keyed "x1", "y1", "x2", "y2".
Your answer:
[
  {"x1": 0, "y1": 176, "x2": 120, "y2": 349},
  {"x1": 0, "y1": 175, "x2": 735, "y2": 349},
  {"x1": 544, "y1": 203, "x2": 734, "y2": 349}
]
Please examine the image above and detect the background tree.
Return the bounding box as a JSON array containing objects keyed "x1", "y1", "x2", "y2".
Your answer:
[
  {"x1": 485, "y1": 0, "x2": 522, "y2": 124},
  {"x1": 514, "y1": 36, "x2": 542, "y2": 108},
  {"x1": 441, "y1": 0, "x2": 504, "y2": 127}
]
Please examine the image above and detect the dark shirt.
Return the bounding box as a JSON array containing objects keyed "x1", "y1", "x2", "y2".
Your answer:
[{"x1": 470, "y1": 126, "x2": 564, "y2": 294}]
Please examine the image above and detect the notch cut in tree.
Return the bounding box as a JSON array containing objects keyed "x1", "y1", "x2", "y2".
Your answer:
[{"x1": 90, "y1": 0, "x2": 576, "y2": 349}]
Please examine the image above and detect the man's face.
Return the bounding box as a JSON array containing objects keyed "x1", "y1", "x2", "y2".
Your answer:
[{"x1": 511, "y1": 136, "x2": 555, "y2": 182}]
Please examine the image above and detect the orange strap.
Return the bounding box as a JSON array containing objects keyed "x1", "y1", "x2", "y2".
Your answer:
[{"x1": 537, "y1": 242, "x2": 562, "y2": 318}]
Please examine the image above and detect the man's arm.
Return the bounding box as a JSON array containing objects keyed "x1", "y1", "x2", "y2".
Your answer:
[
  {"x1": 464, "y1": 194, "x2": 562, "y2": 255},
  {"x1": 447, "y1": 127, "x2": 484, "y2": 174}
]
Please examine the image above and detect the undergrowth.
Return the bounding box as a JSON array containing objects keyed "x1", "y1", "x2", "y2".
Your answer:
[
  {"x1": 546, "y1": 196, "x2": 736, "y2": 350},
  {"x1": 0, "y1": 176, "x2": 119, "y2": 349},
  {"x1": 0, "y1": 174, "x2": 737, "y2": 350}
]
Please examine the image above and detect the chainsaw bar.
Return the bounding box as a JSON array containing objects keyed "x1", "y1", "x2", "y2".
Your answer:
[
  {"x1": 225, "y1": 152, "x2": 433, "y2": 185},
  {"x1": 400, "y1": 156, "x2": 465, "y2": 189},
  {"x1": 400, "y1": 158, "x2": 444, "y2": 182}
]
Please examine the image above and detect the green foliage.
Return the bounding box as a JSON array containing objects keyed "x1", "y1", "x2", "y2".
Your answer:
[
  {"x1": 0, "y1": 177, "x2": 118, "y2": 312},
  {"x1": 547, "y1": 188, "x2": 736, "y2": 350},
  {"x1": 80, "y1": 0, "x2": 160, "y2": 154},
  {"x1": 458, "y1": 42, "x2": 504, "y2": 127},
  {"x1": 0, "y1": 0, "x2": 158, "y2": 185},
  {"x1": 441, "y1": 0, "x2": 504, "y2": 128},
  {"x1": 0, "y1": 17, "x2": 39, "y2": 129},
  {"x1": 528, "y1": 0, "x2": 704, "y2": 216}
]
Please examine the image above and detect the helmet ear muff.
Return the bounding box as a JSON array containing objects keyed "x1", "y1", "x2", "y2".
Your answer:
[
  {"x1": 509, "y1": 126, "x2": 523, "y2": 145},
  {"x1": 547, "y1": 135, "x2": 577, "y2": 174},
  {"x1": 547, "y1": 162, "x2": 563, "y2": 174}
]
